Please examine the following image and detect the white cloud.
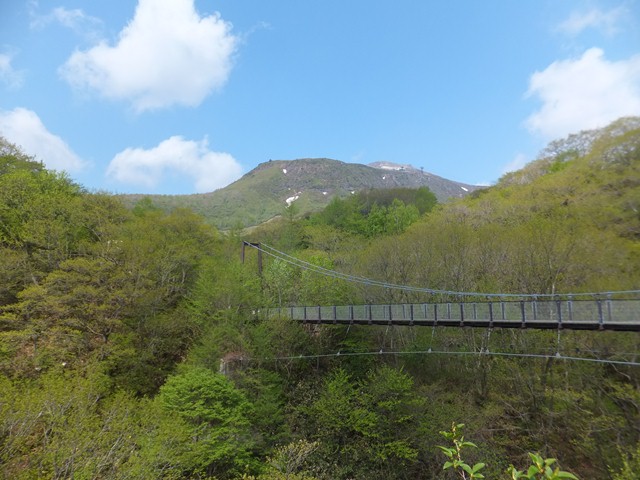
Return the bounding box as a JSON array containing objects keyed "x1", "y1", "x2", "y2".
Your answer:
[
  {"x1": 0, "y1": 107, "x2": 86, "y2": 172},
  {"x1": 502, "y1": 153, "x2": 529, "y2": 175},
  {"x1": 30, "y1": 6, "x2": 104, "y2": 40},
  {"x1": 0, "y1": 52, "x2": 24, "y2": 89},
  {"x1": 525, "y1": 48, "x2": 640, "y2": 140},
  {"x1": 106, "y1": 136, "x2": 243, "y2": 193},
  {"x1": 556, "y1": 6, "x2": 626, "y2": 37},
  {"x1": 59, "y1": 0, "x2": 237, "y2": 112}
]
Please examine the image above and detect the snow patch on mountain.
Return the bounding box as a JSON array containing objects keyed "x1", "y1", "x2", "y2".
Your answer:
[{"x1": 285, "y1": 192, "x2": 301, "y2": 205}]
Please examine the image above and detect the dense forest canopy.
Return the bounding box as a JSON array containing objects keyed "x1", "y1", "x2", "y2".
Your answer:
[{"x1": 0, "y1": 118, "x2": 639, "y2": 479}]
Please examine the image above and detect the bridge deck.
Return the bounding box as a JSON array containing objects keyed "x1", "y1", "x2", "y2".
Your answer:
[{"x1": 264, "y1": 299, "x2": 640, "y2": 332}]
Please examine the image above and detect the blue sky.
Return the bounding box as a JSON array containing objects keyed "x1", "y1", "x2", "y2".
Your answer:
[{"x1": 1, "y1": 1, "x2": 639, "y2": 194}]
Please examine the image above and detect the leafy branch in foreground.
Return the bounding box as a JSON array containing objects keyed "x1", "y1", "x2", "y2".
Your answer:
[
  {"x1": 438, "y1": 423, "x2": 578, "y2": 480},
  {"x1": 507, "y1": 453, "x2": 578, "y2": 480},
  {"x1": 437, "y1": 423, "x2": 486, "y2": 479}
]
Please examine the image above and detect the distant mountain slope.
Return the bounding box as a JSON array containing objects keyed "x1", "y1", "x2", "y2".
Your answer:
[
  {"x1": 500, "y1": 116, "x2": 640, "y2": 187},
  {"x1": 120, "y1": 158, "x2": 480, "y2": 229},
  {"x1": 468, "y1": 116, "x2": 640, "y2": 241}
]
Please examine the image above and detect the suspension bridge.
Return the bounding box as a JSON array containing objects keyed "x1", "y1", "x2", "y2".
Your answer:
[{"x1": 244, "y1": 242, "x2": 640, "y2": 332}]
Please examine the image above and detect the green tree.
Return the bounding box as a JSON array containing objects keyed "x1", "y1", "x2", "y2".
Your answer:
[
  {"x1": 0, "y1": 168, "x2": 87, "y2": 303},
  {"x1": 263, "y1": 259, "x2": 299, "y2": 307},
  {"x1": 187, "y1": 253, "x2": 262, "y2": 325},
  {"x1": 242, "y1": 440, "x2": 320, "y2": 480},
  {"x1": 157, "y1": 366, "x2": 256, "y2": 478},
  {"x1": 298, "y1": 252, "x2": 353, "y2": 305},
  {"x1": 300, "y1": 366, "x2": 423, "y2": 479},
  {"x1": 0, "y1": 366, "x2": 141, "y2": 479},
  {"x1": 0, "y1": 136, "x2": 43, "y2": 174}
]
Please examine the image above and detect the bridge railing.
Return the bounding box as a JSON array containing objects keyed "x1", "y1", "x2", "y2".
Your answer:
[{"x1": 261, "y1": 298, "x2": 640, "y2": 331}]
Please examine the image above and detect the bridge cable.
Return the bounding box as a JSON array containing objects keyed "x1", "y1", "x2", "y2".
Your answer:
[
  {"x1": 249, "y1": 242, "x2": 640, "y2": 300},
  {"x1": 238, "y1": 349, "x2": 640, "y2": 368},
  {"x1": 254, "y1": 243, "x2": 419, "y2": 292}
]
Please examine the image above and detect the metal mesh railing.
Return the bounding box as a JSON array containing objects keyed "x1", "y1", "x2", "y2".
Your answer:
[{"x1": 267, "y1": 298, "x2": 640, "y2": 331}]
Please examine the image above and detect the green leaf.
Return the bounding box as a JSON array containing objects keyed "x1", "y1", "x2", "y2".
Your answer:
[
  {"x1": 437, "y1": 446, "x2": 454, "y2": 458},
  {"x1": 507, "y1": 466, "x2": 525, "y2": 479},
  {"x1": 528, "y1": 465, "x2": 540, "y2": 477},
  {"x1": 529, "y1": 453, "x2": 544, "y2": 469},
  {"x1": 556, "y1": 472, "x2": 578, "y2": 479}
]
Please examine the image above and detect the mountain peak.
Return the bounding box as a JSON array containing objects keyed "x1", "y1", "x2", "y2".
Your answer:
[
  {"x1": 369, "y1": 161, "x2": 418, "y2": 173},
  {"x1": 119, "y1": 157, "x2": 481, "y2": 229}
]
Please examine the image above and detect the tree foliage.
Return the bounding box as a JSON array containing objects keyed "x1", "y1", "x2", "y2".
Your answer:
[
  {"x1": 309, "y1": 187, "x2": 435, "y2": 237},
  {"x1": 1, "y1": 119, "x2": 640, "y2": 479},
  {"x1": 158, "y1": 367, "x2": 256, "y2": 478}
]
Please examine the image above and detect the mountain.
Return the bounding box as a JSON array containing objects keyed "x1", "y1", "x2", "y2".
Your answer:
[{"x1": 120, "y1": 158, "x2": 481, "y2": 230}]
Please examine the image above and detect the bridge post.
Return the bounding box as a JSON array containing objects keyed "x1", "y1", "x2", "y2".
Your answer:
[
  {"x1": 488, "y1": 300, "x2": 494, "y2": 328},
  {"x1": 520, "y1": 301, "x2": 526, "y2": 328},
  {"x1": 349, "y1": 305, "x2": 354, "y2": 325},
  {"x1": 459, "y1": 302, "x2": 465, "y2": 327},
  {"x1": 368, "y1": 304, "x2": 372, "y2": 325},
  {"x1": 556, "y1": 296, "x2": 563, "y2": 329},
  {"x1": 333, "y1": 305, "x2": 337, "y2": 324},
  {"x1": 317, "y1": 305, "x2": 322, "y2": 324},
  {"x1": 241, "y1": 241, "x2": 262, "y2": 275},
  {"x1": 567, "y1": 295, "x2": 573, "y2": 321},
  {"x1": 388, "y1": 304, "x2": 393, "y2": 325},
  {"x1": 410, "y1": 304, "x2": 414, "y2": 326},
  {"x1": 597, "y1": 297, "x2": 604, "y2": 330}
]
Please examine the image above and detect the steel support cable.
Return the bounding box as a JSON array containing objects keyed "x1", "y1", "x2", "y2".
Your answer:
[
  {"x1": 258, "y1": 243, "x2": 553, "y2": 297},
  {"x1": 252, "y1": 242, "x2": 640, "y2": 300},
  {"x1": 255, "y1": 243, "x2": 487, "y2": 295},
  {"x1": 257, "y1": 242, "x2": 541, "y2": 297},
  {"x1": 254, "y1": 244, "x2": 439, "y2": 296},
  {"x1": 251, "y1": 245, "x2": 390, "y2": 287},
  {"x1": 238, "y1": 349, "x2": 640, "y2": 367},
  {"x1": 254, "y1": 243, "x2": 411, "y2": 290}
]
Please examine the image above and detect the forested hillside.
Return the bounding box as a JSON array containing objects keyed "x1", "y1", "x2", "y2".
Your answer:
[
  {"x1": 1, "y1": 118, "x2": 639, "y2": 479},
  {"x1": 118, "y1": 158, "x2": 479, "y2": 230}
]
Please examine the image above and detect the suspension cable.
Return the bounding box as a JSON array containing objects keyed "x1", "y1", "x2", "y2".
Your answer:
[{"x1": 247, "y1": 242, "x2": 640, "y2": 300}]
